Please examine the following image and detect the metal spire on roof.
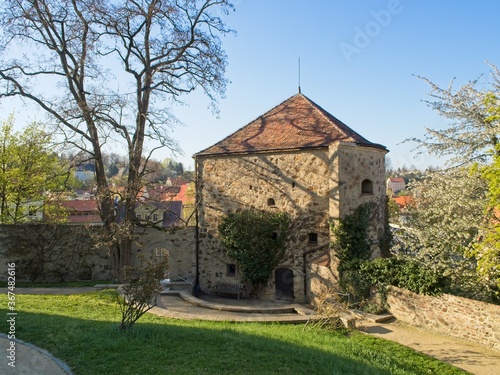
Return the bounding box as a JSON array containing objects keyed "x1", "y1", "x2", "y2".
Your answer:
[{"x1": 298, "y1": 57, "x2": 301, "y2": 93}]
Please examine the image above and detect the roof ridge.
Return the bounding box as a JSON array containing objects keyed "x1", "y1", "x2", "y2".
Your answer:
[
  {"x1": 195, "y1": 94, "x2": 304, "y2": 156},
  {"x1": 300, "y1": 94, "x2": 369, "y2": 144},
  {"x1": 300, "y1": 95, "x2": 351, "y2": 140}
]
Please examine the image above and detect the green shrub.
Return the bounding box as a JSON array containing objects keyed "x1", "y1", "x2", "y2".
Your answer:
[{"x1": 219, "y1": 209, "x2": 291, "y2": 294}]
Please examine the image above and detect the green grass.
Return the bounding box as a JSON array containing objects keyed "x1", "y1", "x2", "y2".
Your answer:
[
  {"x1": 0, "y1": 291, "x2": 467, "y2": 375},
  {"x1": 0, "y1": 280, "x2": 116, "y2": 288}
]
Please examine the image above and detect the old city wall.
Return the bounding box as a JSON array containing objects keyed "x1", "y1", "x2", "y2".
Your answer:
[
  {"x1": 129, "y1": 226, "x2": 196, "y2": 281},
  {"x1": 197, "y1": 149, "x2": 333, "y2": 301},
  {"x1": 0, "y1": 224, "x2": 112, "y2": 282},
  {"x1": 386, "y1": 286, "x2": 500, "y2": 350},
  {"x1": 0, "y1": 224, "x2": 196, "y2": 282}
]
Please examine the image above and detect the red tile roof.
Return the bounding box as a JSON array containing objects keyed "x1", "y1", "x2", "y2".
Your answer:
[
  {"x1": 389, "y1": 177, "x2": 406, "y2": 183},
  {"x1": 393, "y1": 195, "x2": 414, "y2": 209},
  {"x1": 61, "y1": 200, "x2": 102, "y2": 223},
  {"x1": 195, "y1": 93, "x2": 386, "y2": 157}
]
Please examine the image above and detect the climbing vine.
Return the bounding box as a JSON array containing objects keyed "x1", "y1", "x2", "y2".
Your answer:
[
  {"x1": 331, "y1": 203, "x2": 373, "y2": 300},
  {"x1": 218, "y1": 209, "x2": 291, "y2": 294},
  {"x1": 331, "y1": 202, "x2": 446, "y2": 307}
]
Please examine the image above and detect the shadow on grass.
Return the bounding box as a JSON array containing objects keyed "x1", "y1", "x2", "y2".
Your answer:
[
  {"x1": 0, "y1": 310, "x2": 390, "y2": 375},
  {"x1": 0, "y1": 291, "x2": 466, "y2": 375}
]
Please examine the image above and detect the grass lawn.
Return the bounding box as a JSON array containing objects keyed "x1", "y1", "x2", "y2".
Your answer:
[
  {"x1": 0, "y1": 280, "x2": 116, "y2": 288},
  {"x1": 0, "y1": 291, "x2": 467, "y2": 375}
]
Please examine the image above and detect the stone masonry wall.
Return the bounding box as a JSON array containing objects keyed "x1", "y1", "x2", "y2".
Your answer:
[
  {"x1": 196, "y1": 144, "x2": 387, "y2": 302},
  {"x1": 197, "y1": 149, "x2": 332, "y2": 301},
  {"x1": 330, "y1": 143, "x2": 388, "y2": 258},
  {"x1": 129, "y1": 227, "x2": 196, "y2": 281},
  {"x1": 0, "y1": 224, "x2": 196, "y2": 283},
  {"x1": 386, "y1": 286, "x2": 500, "y2": 350}
]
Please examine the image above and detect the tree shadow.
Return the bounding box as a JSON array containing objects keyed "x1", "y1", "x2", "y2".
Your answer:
[{"x1": 0, "y1": 309, "x2": 400, "y2": 375}]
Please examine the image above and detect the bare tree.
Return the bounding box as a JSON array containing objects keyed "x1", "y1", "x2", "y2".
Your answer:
[{"x1": 0, "y1": 0, "x2": 233, "y2": 280}]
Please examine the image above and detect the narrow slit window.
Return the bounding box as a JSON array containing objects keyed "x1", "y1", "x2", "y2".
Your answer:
[{"x1": 309, "y1": 233, "x2": 318, "y2": 244}]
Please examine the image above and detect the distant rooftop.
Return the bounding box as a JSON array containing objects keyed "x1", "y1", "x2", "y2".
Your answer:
[{"x1": 195, "y1": 93, "x2": 386, "y2": 157}]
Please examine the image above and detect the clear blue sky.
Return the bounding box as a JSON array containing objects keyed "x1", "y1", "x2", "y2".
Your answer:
[
  {"x1": 3, "y1": 1, "x2": 500, "y2": 172},
  {"x1": 168, "y1": 0, "x2": 500, "y2": 171}
]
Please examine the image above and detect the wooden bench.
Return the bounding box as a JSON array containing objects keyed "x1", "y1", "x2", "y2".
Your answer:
[{"x1": 215, "y1": 282, "x2": 244, "y2": 300}]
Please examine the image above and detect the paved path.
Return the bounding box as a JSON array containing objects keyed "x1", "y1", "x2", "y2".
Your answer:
[
  {"x1": 1, "y1": 287, "x2": 500, "y2": 375},
  {"x1": 0, "y1": 333, "x2": 72, "y2": 375}
]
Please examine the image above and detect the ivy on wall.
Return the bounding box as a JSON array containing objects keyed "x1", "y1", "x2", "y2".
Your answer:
[
  {"x1": 331, "y1": 203, "x2": 373, "y2": 300},
  {"x1": 218, "y1": 209, "x2": 291, "y2": 294},
  {"x1": 331, "y1": 202, "x2": 445, "y2": 307}
]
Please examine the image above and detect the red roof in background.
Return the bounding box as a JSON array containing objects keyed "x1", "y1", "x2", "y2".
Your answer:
[
  {"x1": 173, "y1": 184, "x2": 189, "y2": 204},
  {"x1": 62, "y1": 200, "x2": 101, "y2": 223},
  {"x1": 62, "y1": 200, "x2": 98, "y2": 212},
  {"x1": 195, "y1": 93, "x2": 386, "y2": 157},
  {"x1": 393, "y1": 195, "x2": 414, "y2": 209},
  {"x1": 389, "y1": 177, "x2": 406, "y2": 183}
]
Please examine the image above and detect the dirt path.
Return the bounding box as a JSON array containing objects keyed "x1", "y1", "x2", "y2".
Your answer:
[{"x1": 361, "y1": 320, "x2": 500, "y2": 375}]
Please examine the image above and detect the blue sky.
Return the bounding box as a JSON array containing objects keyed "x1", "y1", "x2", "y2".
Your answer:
[
  {"x1": 2, "y1": 1, "x2": 500, "y2": 172},
  {"x1": 168, "y1": 0, "x2": 500, "y2": 170}
]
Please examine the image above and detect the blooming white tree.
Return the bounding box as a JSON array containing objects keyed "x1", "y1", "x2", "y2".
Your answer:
[{"x1": 401, "y1": 63, "x2": 500, "y2": 300}]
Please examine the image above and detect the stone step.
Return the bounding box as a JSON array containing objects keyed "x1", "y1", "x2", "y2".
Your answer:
[{"x1": 161, "y1": 280, "x2": 193, "y2": 292}]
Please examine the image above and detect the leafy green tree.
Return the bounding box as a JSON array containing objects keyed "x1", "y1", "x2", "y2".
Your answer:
[
  {"x1": 0, "y1": 117, "x2": 75, "y2": 223},
  {"x1": 0, "y1": 0, "x2": 233, "y2": 281},
  {"x1": 218, "y1": 209, "x2": 291, "y2": 294},
  {"x1": 467, "y1": 93, "x2": 500, "y2": 295}
]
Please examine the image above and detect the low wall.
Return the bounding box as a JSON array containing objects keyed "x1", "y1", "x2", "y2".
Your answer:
[
  {"x1": 0, "y1": 224, "x2": 197, "y2": 283},
  {"x1": 386, "y1": 286, "x2": 500, "y2": 350}
]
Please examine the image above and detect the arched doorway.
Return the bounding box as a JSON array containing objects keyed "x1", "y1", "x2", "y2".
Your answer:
[{"x1": 275, "y1": 268, "x2": 294, "y2": 301}]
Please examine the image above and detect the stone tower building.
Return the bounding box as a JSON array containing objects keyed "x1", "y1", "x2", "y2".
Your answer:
[{"x1": 194, "y1": 93, "x2": 388, "y2": 303}]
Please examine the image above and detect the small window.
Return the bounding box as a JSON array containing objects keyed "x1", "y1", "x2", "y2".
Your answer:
[
  {"x1": 361, "y1": 179, "x2": 374, "y2": 194},
  {"x1": 226, "y1": 264, "x2": 236, "y2": 277},
  {"x1": 136, "y1": 213, "x2": 142, "y2": 220},
  {"x1": 267, "y1": 198, "x2": 276, "y2": 206},
  {"x1": 152, "y1": 213, "x2": 158, "y2": 222},
  {"x1": 309, "y1": 233, "x2": 318, "y2": 244}
]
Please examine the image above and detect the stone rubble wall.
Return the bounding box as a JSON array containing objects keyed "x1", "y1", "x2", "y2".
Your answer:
[
  {"x1": 0, "y1": 224, "x2": 196, "y2": 282},
  {"x1": 196, "y1": 144, "x2": 388, "y2": 302},
  {"x1": 330, "y1": 143, "x2": 388, "y2": 258},
  {"x1": 196, "y1": 149, "x2": 332, "y2": 301},
  {"x1": 386, "y1": 286, "x2": 500, "y2": 350}
]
